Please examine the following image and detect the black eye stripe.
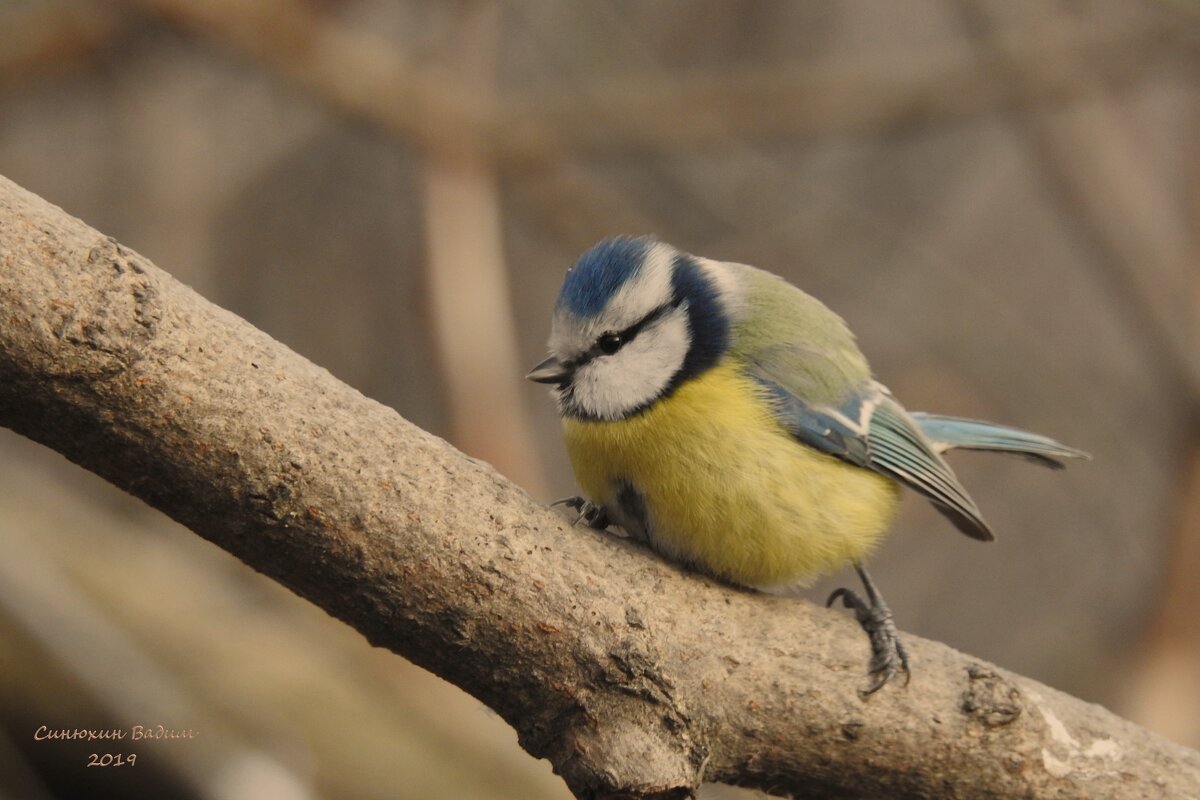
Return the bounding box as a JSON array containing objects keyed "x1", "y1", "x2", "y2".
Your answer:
[
  {"x1": 569, "y1": 300, "x2": 679, "y2": 368},
  {"x1": 612, "y1": 302, "x2": 672, "y2": 345}
]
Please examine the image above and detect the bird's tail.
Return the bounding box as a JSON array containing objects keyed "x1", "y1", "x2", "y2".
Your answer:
[{"x1": 910, "y1": 413, "x2": 1090, "y2": 469}]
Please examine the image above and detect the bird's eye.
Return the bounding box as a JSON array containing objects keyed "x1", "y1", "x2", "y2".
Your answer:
[{"x1": 597, "y1": 332, "x2": 623, "y2": 355}]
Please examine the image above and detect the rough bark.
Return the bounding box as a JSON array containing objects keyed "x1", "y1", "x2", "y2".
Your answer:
[{"x1": 0, "y1": 173, "x2": 1196, "y2": 799}]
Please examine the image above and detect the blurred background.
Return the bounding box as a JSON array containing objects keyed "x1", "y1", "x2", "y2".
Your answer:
[{"x1": 0, "y1": 0, "x2": 1197, "y2": 798}]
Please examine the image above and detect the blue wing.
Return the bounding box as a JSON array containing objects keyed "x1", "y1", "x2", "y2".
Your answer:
[
  {"x1": 727, "y1": 268, "x2": 1087, "y2": 541},
  {"x1": 752, "y1": 374, "x2": 995, "y2": 541}
]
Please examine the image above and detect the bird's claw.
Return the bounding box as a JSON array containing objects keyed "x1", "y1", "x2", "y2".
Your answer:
[
  {"x1": 550, "y1": 496, "x2": 610, "y2": 529},
  {"x1": 827, "y1": 567, "x2": 911, "y2": 697}
]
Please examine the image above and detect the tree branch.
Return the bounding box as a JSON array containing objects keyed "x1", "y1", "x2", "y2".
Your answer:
[{"x1": 0, "y1": 174, "x2": 1196, "y2": 798}]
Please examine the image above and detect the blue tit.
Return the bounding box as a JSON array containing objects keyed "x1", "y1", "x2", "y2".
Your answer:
[{"x1": 527, "y1": 236, "x2": 1088, "y2": 694}]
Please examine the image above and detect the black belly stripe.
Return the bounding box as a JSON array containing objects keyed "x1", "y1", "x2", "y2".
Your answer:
[{"x1": 614, "y1": 478, "x2": 651, "y2": 543}]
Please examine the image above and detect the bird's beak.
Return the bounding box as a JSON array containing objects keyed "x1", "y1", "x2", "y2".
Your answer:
[{"x1": 526, "y1": 355, "x2": 570, "y2": 384}]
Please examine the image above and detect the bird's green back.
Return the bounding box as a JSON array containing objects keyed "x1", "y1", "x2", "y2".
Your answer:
[{"x1": 728, "y1": 265, "x2": 871, "y2": 407}]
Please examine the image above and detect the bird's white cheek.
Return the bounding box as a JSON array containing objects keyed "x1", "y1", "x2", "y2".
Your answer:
[{"x1": 571, "y1": 313, "x2": 690, "y2": 420}]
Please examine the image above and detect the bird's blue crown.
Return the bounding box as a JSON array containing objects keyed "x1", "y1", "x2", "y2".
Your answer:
[{"x1": 556, "y1": 237, "x2": 650, "y2": 317}]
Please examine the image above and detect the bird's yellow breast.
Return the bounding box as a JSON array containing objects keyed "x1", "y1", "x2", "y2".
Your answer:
[{"x1": 562, "y1": 361, "x2": 900, "y2": 590}]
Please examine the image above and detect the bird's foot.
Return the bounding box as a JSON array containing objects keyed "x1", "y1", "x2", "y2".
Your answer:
[
  {"x1": 827, "y1": 564, "x2": 911, "y2": 697},
  {"x1": 550, "y1": 496, "x2": 610, "y2": 529}
]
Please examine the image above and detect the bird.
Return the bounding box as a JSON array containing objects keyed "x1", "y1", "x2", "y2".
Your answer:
[{"x1": 527, "y1": 236, "x2": 1088, "y2": 694}]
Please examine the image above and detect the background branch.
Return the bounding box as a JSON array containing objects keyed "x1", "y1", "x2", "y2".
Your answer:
[
  {"x1": 1, "y1": 177, "x2": 1197, "y2": 798},
  {"x1": 124, "y1": 0, "x2": 1175, "y2": 158}
]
